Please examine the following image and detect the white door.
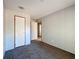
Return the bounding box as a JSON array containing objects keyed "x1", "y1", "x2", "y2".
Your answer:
[{"x1": 15, "y1": 16, "x2": 26, "y2": 47}]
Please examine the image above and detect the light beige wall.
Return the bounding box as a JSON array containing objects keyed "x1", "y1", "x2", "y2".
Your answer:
[
  {"x1": 41, "y1": 5, "x2": 75, "y2": 54},
  {"x1": 4, "y1": 8, "x2": 31, "y2": 52}
]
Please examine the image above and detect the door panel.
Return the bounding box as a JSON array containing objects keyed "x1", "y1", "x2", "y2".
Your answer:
[{"x1": 15, "y1": 16, "x2": 25, "y2": 47}]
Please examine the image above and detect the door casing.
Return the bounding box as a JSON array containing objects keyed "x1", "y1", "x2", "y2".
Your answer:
[{"x1": 14, "y1": 15, "x2": 26, "y2": 48}]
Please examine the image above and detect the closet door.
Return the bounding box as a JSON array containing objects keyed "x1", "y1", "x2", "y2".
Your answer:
[{"x1": 14, "y1": 16, "x2": 26, "y2": 47}]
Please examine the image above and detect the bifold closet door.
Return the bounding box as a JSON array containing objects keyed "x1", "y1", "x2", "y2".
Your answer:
[{"x1": 14, "y1": 16, "x2": 26, "y2": 47}]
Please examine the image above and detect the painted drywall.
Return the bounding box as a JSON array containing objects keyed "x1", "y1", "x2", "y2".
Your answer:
[
  {"x1": 31, "y1": 21, "x2": 38, "y2": 40},
  {"x1": 4, "y1": 8, "x2": 31, "y2": 52},
  {"x1": 41, "y1": 5, "x2": 75, "y2": 54}
]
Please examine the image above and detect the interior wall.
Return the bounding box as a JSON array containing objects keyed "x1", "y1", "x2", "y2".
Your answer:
[
  {"x1": 4, "y1": 8, "x2": 31, "y2": 52},
  {"x1": 41, "y1": 5, "x2": 75, "y2": 54},
  {"x1": 31, "y1": 21, "x2": 38, "y2": 40}
]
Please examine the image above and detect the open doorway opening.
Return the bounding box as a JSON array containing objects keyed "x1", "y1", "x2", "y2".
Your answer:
[
  {"x1": 38, "y1": 22, "x2": 42, "y2": 41},
  {"x1": 31, "y1": 19, "x2": 42, "y2": 41}
]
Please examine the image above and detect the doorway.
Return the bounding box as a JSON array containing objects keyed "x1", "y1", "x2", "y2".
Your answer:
[
  {"x1": 38, "y1": 22, "x2": 42, "y2": 41},
  {"x1": 31, "y1": 19, "x2": 42, "y2": 41},
  {"x1": 14, "y1": 15, "x2": 26, "y2": 48}
]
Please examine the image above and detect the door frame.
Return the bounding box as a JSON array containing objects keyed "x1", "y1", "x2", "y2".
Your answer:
[
  {"x1": 37, "y1": 22, "x2": 42, "y2": 41},
  {"x1": 14, "y1": 15, "x2": 26, "y2": 48}
]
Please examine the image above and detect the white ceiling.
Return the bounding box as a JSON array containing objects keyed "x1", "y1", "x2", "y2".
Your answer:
[{"x1": 4, "y1": 0, "x2": 75, "y2": 19}]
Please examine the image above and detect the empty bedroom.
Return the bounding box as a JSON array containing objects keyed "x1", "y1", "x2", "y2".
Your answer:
[{"x1": 3, "y1": 0, "x2": 75, "y2": 59}]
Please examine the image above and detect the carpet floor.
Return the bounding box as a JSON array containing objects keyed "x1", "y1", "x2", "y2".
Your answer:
[{"x1": 4, "y1": 40, "x2": 75, "y2": 59}]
